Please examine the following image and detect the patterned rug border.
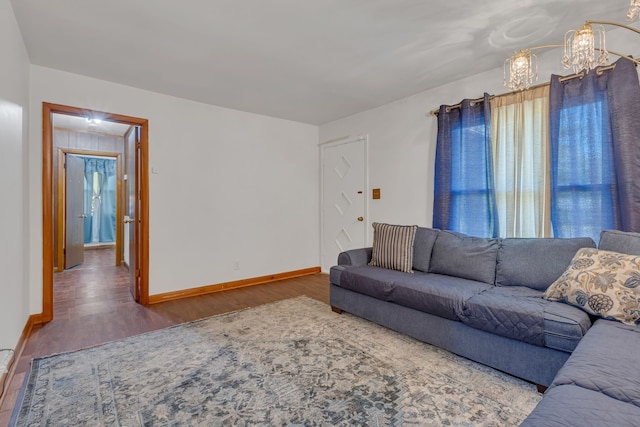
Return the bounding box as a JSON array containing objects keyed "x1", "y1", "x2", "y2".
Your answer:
[
  {"x1": 10, "y1": 297, "x2": 313, "y2": 425},
  {"x1": 12, "y1": 295, "x2": 541, "y2": 426}
]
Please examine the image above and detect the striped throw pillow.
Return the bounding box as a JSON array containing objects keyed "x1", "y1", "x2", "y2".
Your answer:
[{"x1": 369, "y1": 223, "x2": 418, "y2": 273}]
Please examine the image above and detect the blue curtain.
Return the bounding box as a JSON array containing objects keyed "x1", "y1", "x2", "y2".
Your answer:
[
  {"x1": 83, "y1": 157, "x2": 117, "y2": 243},
  {"x1": 433, "y1": 93, "x2": 499, "y2": 237},
  {"x1": 99, "y1": 174, "x2": 117, "y2": 242},
  {"x1": 549, "y1": 58, "x2": 640, "y2": 241},
  {"x1": 83, "y1": 171, "x2": 93, "y2": 243},
  {"x1": 606, "y1": 59, "x2": 640, "y2": 232}
]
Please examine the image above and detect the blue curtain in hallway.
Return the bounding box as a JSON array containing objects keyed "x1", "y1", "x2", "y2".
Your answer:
[
  {"x1": 83, "y1": 171, "x2": 93, "y2": 242},
  {"x1": 99, "y1": 173, "x2": 117, "y2": 242},
  {"x1": 549, "y1": 58, "x2": 640, "y2": 241},
  {"x1": 83, "y1": 157, "x2": 117, "y2": 243},
  {"x1": 433, "y1": 93, "x2": 499, "y2": 237}
]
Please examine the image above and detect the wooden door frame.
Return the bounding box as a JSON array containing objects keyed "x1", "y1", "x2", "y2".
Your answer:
[
  {"x1": 43, "y1": 102, "x2": 150, "y2": 322},
  {"x1": 57, "y1": 149, "x2": 124, "y2": 272}
]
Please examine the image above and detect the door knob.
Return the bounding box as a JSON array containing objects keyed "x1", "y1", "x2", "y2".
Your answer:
[
  {"x1": 124, "y1": 218, "x2": 135, "y2": 223},
  {"x1": 79, "y1": 214, "x2": 87, "y2": 219},
  {"x1": 357, "y1": 216, "x2": 364, "y2": 222}
]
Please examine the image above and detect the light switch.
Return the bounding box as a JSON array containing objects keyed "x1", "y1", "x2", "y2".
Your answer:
[
  {"x1": 151, "y1": 166, "x2": 160, "y2": 174},
  {"x1": 372, "y1": 188, "x2": 381, "y2": 199}
]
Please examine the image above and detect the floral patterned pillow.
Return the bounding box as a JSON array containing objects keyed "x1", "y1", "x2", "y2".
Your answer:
[{"x1": 543, "y1": 248, "x2": 640, "y2": 325}]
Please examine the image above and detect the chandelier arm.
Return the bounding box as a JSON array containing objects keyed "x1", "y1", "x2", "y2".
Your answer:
[
  {"x1": 523, "y1": 44, "x2": 563, "y2": 51},
  {"x1": 504, "y1": 44, "x2": 638, "y2": 64},
  {"x1": 585, "y1": 20, "x2": 640, "y2": 35},
  {"x1": 603, "y1": 48, "x2": 640, "y2": 65}
]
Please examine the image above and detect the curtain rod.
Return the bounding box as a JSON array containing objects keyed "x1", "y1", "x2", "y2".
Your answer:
[{"x1": 428, "y1": 63, "x2": 618, "y2": 117}]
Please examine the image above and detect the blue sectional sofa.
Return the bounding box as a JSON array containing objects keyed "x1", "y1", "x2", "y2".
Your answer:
[
  {"x1": 521, "y1": 229, "x2": 640, "y2": 426},
  {"x1": 521, "y1": 320, "x2": 640, "y2": 426},
  {"x1": 329, "y1": 227, "x2": 640, "y2": 425}
]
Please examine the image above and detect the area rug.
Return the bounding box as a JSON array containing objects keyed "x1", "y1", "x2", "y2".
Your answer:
[{"x1": 13, "y1": 297, "x2": 541, "y2": 426}]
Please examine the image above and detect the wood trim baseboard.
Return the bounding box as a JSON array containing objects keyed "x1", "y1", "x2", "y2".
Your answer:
[
  {"x1": 148, "y1": 266, "x2": 321, "y2": 304},
  {"x1": 0, "y1": 314, "x2": 43, "y2": 410},
  {"x1": 12, "y1": 314, "x2": 42, "y2": 366}
]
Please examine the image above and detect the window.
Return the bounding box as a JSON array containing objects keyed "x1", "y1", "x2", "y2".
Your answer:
[
  {"x1": 491, "y1": 86, "x2": 550, "y2": 238},
  {"x1": 551, "y1": 98, "x2": 617, "y2": 241},
  {"x1": 434, "y1": 62, "x2": 639, "y2": 240},
  {"x1": 448, "y1": 122, "x2": 495, "y2": 237},
  {"x1": 433, "y1": 95, "x2": 498, "y2": 238}
]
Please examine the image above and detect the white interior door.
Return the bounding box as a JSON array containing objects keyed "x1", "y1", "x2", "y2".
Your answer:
[
  {"x1": 65, "y1": 154, "x2": 86, "y2": 269},
  {"x1": 125, "y1": 126, "x2": 140, "y2": 301},
  {"x1": 322, "y1": 138, "x2": 367, "y2": 272}
]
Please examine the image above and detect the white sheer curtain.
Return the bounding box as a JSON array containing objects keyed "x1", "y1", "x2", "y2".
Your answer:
[{"x1": 490, "y1": 85, "x2": 551, "y2": 238}]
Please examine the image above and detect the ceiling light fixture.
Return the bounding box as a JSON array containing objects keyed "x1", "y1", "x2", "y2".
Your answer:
[
  {"x1": 504, "y1": 44, "x2": 564, "y2": 91},
  {"x1": 628, "y1": 0, "x2": 640, "y2": 21},
  {"x1": 504, "y1": 19, "x2": 640, "y2": 91},
  {"x1": 504, "y1": 49, "x2": 538, "y2": 91},
  {"x1": 561, "y1": 23, "x2": 608, "y2": 74}
]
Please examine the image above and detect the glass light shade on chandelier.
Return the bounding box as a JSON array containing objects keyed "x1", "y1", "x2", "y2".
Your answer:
[
  {"x1": 628, "y1": 0, "x2": 640, "y2": 21},
  {"x1": 561, "y1": 23, "x2": 609, "y2": 74},
  {"x1": 504, "y1": 49, "x2": 538, "y2": 91}
]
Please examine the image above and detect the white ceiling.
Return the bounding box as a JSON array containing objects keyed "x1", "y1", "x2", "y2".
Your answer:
[
  {"x1": 53, "y1": 113, "x2": 131, "y2": 136},
  {"x1": 11, "y1": 1, "x2": 632, "y2": 125}
]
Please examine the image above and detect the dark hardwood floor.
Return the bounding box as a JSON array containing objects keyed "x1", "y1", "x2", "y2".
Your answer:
[{"x1": 0, "y1": 248, "x2": 329, "y2": 425}]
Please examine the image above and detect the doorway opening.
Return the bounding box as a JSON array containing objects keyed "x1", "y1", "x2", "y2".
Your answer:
[
  {"x1": 42, "y1": 103, "x2": 150, "y2": 322},
  {"x1": 58, "y1": 149, "x2": 123, "y2": 271}
]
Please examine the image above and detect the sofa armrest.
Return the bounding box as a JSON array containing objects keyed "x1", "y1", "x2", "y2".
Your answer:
[{"x1": 337, "y1": 247, "x2": 373, "y2": 266}]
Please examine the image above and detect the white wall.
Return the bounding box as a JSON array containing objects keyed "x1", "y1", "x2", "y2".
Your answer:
[
  {"x1": 0, "y1": 0, "x2": 30, "y2": 348},
  {"x1": 319, "y1": 28, "x2": 639, "y2": 245},
  {"x1": 319, "y1": 68, "x2": 507, "y2": 239},
  {"x1": 29, "y1": 66, "x2": 319, "y2": 311}
]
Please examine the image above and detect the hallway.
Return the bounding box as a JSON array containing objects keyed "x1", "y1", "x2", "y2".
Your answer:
[
  {"x1": 54, "y1": 248, "x2": 135, "y2": 322},
  {"x1": 43, "y1": 248, "x2": 169, "y2": 353}
]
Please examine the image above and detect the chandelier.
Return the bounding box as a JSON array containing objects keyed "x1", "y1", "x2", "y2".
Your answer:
[
  {"x1": 504, "y1": 19, "x2": 640, "y2": 91},
  {"x1": 504, "y1": 49, "x2": 538, "y2": 91},
  {"x1": 561, "y1": 23, "x2": 609, "y2": 74},
  {"x1": 629, "y1": 0, "x2": 640, "y2": 21}
]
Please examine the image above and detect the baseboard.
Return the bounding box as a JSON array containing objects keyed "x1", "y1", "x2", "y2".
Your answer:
[
  {"x1": 148, "y1": 266, "x2": 321, "y2": 304},
  {"x1": 0, "y1": 314, "x2": 42, "y2": 411}
]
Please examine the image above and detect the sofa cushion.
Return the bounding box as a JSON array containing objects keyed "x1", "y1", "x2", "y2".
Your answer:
[
  {"x1": 428, "y1": 231, "x2": 500, "y2": 284},
  {"x1": 543, "y1": 248, "x2": 640, "y2": 325},
  {"x1": 461, "y1": 286, "x2": 546, "y2": 346},
  {"x1": 543, "y1": 302, "x2": 593, "y2": 353},
  {"x1": 337, "y1": 265, "x2": 402, "y2": 301},
  {"x1": 599, "y1": 229, "x2": 640, "y2": 255},
  {"x1": 389, "y1": 272, "x2": 491, "y2": 320},
  {"x1": 368, "y1": 222, "x2": 417, "y2": 273},
  {"x1": 550, "y1": 319, "x2": 640, "y2": 408},
  {"x1": 337, "y1": 266, "x2": 490, "y2": 321},
  {"x1": 496, "y1": 237, "x2": 596, "y2": 291},
  {"x1": 521, "y1": 384, "x2": 640, "y2": 427},
  {"x1": 412, "y1": 227, "x2": 439, "y2": 273},
  {"x1": 460, "y1": 286, "x2": 591, "y2": 351}
]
